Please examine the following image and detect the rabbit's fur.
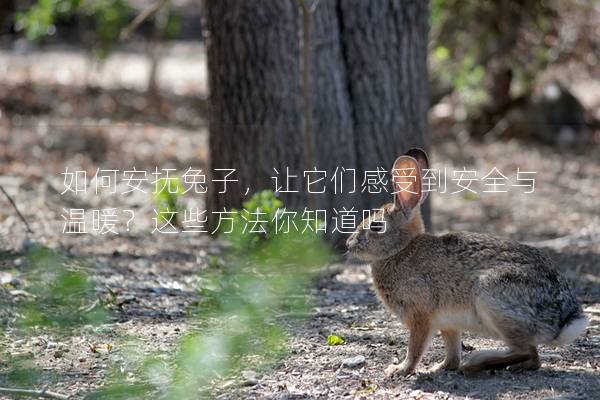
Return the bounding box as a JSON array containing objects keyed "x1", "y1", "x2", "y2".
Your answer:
[{"x1": 346, "y1": 149, "x2": 588, "y2": 377}]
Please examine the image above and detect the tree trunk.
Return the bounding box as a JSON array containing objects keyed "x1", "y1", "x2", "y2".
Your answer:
[
  {"x1": 205, "y1": 0, "x2": 430, "y2": 241},
  {"x1": 205, "y1": 0, "x2": 304, "y2": 218},
  {"x1": 0, "y1": 0, "x2": 14, "y2": 34},
  {"x1": 335, "y1": 1, "x2": 430, "y2": 211}
]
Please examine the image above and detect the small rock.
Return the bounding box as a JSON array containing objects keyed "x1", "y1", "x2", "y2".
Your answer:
[
  {"x1": 0, "y1": 272, "x2": 14, "y2": 285},
  {"x1": 131, "y1": 259, "x2": 151, "y2": 269},
  {"x1": 342, "y1": 355, "x2": 366, "y2": 368},
  {"x1": 462, "y1": 342, "x2": 475, "y2": 351},
  {"x1": 220, "y1": 380, "x2": 235, "y2": 389},
  {"x1": 241, "y1": 370, "x2": 258, "y2": 386}
]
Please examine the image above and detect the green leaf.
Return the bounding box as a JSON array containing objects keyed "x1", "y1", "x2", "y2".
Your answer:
[
  {"x1": 462, "y1": 191, "x2": 479, "y2": 201},
  {"x1": 434, "y1": 46, "x2": 450, "y2": 62},
  {"x1": 327, "y1": 334, "x2": 346, "y2": 346}
]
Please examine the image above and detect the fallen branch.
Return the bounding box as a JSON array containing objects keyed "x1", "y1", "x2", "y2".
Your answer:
[
  {"x1": 0, "y1": 386, "x2": 70, "y2": 400},
  {"x1": 119, "y1": 0, "x2": 168, "y2": 41},
  {"x1": 0, "y1": 184, "x2": 33, "y2": 234}
]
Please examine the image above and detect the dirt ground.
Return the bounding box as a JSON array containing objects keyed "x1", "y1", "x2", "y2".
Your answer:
[{"x1": 0, "y1": 44, "x2": 599, "y2": 399}]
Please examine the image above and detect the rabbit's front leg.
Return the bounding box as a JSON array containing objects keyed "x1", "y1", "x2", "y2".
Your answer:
[
  {"x1": 432, "y1": 330, "x2": 461, "y2": 371},
  {"x1": 385, "y1": 318, "x2": 431, "y2": 377}
]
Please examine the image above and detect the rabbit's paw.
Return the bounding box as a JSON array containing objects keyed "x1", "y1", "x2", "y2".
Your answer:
[
  {"x1": 384, "y1": 362, "x2": 414, "y2": 378},
  {"x1": 432, "y1": 358, "x2": 460, "y2": 372},
  {"x1": 507, "y1": 357, "x2": 541, "y2": 372}
]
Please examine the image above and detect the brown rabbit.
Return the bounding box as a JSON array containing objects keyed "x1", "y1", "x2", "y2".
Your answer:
[{"x1": 346, "y1": 148, "x2": 588, "y2": 377}]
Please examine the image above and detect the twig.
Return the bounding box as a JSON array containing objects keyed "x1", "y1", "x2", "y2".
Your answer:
[
  {"x1": 0, "y1": 185, "x2": 33, "y2": 234},
  {"x1": 0, "y1": 386, "x2": 70, "y2": 399},
  {"x1": 79, "y1": 298, "x2": 100, "y2": 313},
  {"x1": 119, "y1": 0, "x2": 169, "y2": 41}
]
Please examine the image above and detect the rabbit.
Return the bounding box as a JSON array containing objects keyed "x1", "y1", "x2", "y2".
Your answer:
[{"x1": 346, "y1": 148, "x2": 588, "y2": 377}]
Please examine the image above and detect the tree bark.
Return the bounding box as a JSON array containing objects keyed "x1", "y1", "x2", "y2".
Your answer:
[
  {"x1": 336, "y1": 0, "x2": 430, "y2": 211},
  {"x1": 205, "y1": 0, "x2": 430, "y2": 240},
  {"x1": 205, "y1": 0, "x2": 304, "y2": 219}
]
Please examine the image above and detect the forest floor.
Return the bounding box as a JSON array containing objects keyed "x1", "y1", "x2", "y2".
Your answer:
[{"x1": 0, "y1": 43, "x2": 599, "y2": 399}]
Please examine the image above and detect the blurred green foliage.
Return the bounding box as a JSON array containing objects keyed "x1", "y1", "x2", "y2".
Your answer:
[
  {"x1": 0, "y1": 244, "x2": 108, "y2": 393},
  {"x1": 153, "y1": 177, "x2": 185, "y2": 226},
  {"x1": 0, "y1": 355, "x2": 43, "y2": 388},
  {"x1": 1, "y1": 191, "x2": 329, "y2": 398},
  {"x1": 16, "y1": 244, "x2": 107, "y2": 331},
  {"x1": 223, "y1": 190, "x2": 284, "y2": 251},
  {"x1": 430, "y1": 0, "x2": 559, "y2": 109},
  {"x1": 87, "y1": 191, "x2": 332, "y2": 398},
  {"x1": 222, "y1": 190, "x2": 325, "y2": 252},
  {"x1": 90, "y1": 0, "x2": 131, "y2": 57},
  {"x1": 15, "y1": 0, "x2": 181, "y2": 58},
  {"x1": 16, "y1": 0, "x2": 131, "y2": 57}
]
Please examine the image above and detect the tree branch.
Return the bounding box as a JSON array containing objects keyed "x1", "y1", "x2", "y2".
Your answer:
[
  {"x1": 119, "y1": 0, "x2": 169, "y2": 41},
  {"x1": 0, "y1": 185, "x2": 33, "y2": 234},
  {"x1": 0, "y1": 386, "x2": 70, "y2": 400}
]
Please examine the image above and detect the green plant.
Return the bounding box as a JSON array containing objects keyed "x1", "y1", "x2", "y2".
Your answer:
[
  {"x1": 16, "y1": 0, "x2": 80, "y2": 41},
  {"x1": 91, "y1": 191, "x2": 332, "y2": 398},
  {"x1": 15, "y1": 244, "x2": 107, "y2": 331},
  {"x1": 86, "y1": 0, "x2": 131, "y2": 57},
  {"x1": 153, "y1": 177, "x2": 185, "y2": 227},
  {"x1": 223, "y1": 190, "x2": 324, "y2": 252},
  {"x1": 430, "y1": 0, "x2": 559, "y2": 111},
  {"x1": 16, "y1": 0, "x2": 131, "y2": 57}
]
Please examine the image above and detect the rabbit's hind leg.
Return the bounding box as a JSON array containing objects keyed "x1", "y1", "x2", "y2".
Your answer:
[
  {"x1": 460, "y1": 347, "x2": 532, "y2": 375},
  {"x1": 460, "y1": 324, "x2": 538, "y2": 375},
  {"x1": 461, "y1": 294, "x2": 540, "y2": 374}
]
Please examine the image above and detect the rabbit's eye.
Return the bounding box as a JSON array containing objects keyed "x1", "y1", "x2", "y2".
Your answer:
[{"x1": 369, "y1": 221, "x2": 385, "y2": 233}]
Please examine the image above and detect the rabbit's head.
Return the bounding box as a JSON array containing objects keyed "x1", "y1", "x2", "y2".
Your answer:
[{"x1": 346, "y1": 148, "x2": 429, "y2": 262}]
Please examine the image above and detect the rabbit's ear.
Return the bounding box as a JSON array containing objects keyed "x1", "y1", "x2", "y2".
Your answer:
[
  {"x1": 392, "y1": 155, "x2": 422, "y2": 216},
  {"x1": 405, "y1": 148, "x2": 430, "y2": 204},
  {"x1": 405, "y1": 148, "x2": 429, "y2": 171}
]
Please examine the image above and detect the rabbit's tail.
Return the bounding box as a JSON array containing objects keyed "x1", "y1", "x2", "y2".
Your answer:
[{"x1": 553, "y1": 313, "x2": 588, "y2": 345}]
